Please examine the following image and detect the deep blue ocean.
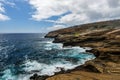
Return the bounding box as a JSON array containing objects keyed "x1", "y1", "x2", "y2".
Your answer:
[{"x1": 0, "y1": 33, "x2": 95, "y2": 80}]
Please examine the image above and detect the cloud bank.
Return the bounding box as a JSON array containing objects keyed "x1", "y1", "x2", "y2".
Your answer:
[{"x1": 28, "y1": 0, "x2": 120, "y2": 30}]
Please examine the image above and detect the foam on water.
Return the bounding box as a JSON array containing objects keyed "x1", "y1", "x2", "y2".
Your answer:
[
  {"x1": 1, "y1": 69, "x2": 32, "y2": 80},
  {"x1": 22, "y1": 56, "x2": 93, "y2": 76},
  {"x1": 0, "y1": 40, "x2": 95, "y2": 80},
  {"x1": 42, "y1": 41, "x2": 63, "y2": 50},
  {"x1": 22, "y1": 60, "x2": 77, "y2": 76}
]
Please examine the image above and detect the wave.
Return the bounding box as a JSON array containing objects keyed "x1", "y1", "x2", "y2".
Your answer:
[
  {"x1": 0, "y1": 40, "x2": 95, "y2": 80},
  {"x1": 1, "y1": 69, "x2": 32, "y2": 80},
  {"x1": 22, "y1": 54, "x2": 94, "y2": 76}
]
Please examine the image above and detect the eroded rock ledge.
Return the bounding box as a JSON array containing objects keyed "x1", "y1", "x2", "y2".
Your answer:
[{"x1": 31, "y1": 20, "x2": 120, "y2": 80}]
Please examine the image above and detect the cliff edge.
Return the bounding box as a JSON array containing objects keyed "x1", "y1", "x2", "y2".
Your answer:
[
  {"x1": 45, "y1": 20, "x2": 120, "y2": 80},
  {"x1": 31, "y1": 20, "x2": 120, "y2": 80}
]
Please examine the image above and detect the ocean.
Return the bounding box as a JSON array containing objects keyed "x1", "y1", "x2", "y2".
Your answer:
[{"x1": 0, "y1": 33, "x2": 95, "y2": 80}]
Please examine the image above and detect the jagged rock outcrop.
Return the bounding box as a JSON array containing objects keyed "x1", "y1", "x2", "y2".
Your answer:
[
  {"x1": 45, "y1": 19, "x2": 120, "y2": 62},
  {"x1": 30, "y1": 74, "x2": 49, "y2": 80},
  {"x1": 31, "y1": 20, "x2": 120, "y2": 80}
]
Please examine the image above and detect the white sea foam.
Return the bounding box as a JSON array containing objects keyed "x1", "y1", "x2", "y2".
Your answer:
[
  {"x1": 22, "y1": 60, "x2": 80, "y2": 76},
  {"x1": 39, "y1": 40, "x2": 91, "y2": 52},
  {"x1": 44, "y1": 41, "x2": 89, "y2": 52},
  {"x1": 1, "y1": 60, "x2": 81, "y2": 80},
  {"x1": 39, "y1": 40, "x2": 53, "y2": 44},
  {"x1": 1, "y1": 69, "x2": 32, "y2": 80},
  {"x1": 22, "y1": 48, "x2": 95, "y2": 76},
  {"x1": 1, "y1": 56, "x2": 94, "y2": 80},
  {"x1": 44, "y1": 42, "x2": 63, "y2": 50},
  {"x1": 21, "y1": 41, "x2": 94, "y2": 76},
  {"x1": 1, "y1": 41, "x2": 95, "y2": 80}
]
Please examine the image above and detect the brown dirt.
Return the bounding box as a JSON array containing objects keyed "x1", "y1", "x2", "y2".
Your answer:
[{"x1": 47, "y1": 71, "x2": 120, "y2": 80}]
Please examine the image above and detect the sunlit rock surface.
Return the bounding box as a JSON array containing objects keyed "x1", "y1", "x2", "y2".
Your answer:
[{"x1": 36, "y1": 20, "x2": 120, "y2": 80}]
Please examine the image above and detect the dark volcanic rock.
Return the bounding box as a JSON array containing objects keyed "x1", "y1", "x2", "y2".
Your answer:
[{"x1": 30, "y1": 74, "x2": 49, "y2": 80}]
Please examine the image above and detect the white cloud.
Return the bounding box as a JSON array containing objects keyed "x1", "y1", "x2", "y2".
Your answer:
[
  {"x1": 29, "y1": 0, "x2": 120, "y2": 27},
  {"x1": 47, "y1": 25, "x2": 65, "y2": 31},
  {"x1": 58, "y1": 13, "x2": 89, "y2": 26},
  {"x1": 29, "y1": 0, "x2": 69, "y2": 21},
  {"x1": 0, "y1": 13, "x2": 10, "y2": 21},
  {"x1": 0, "y1": 0, "x2": 11, "y2": 21}
]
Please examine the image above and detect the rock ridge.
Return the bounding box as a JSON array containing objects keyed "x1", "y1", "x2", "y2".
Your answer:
[{"x1": 31, "y1": 19, "x2": 120, "y2": 80}]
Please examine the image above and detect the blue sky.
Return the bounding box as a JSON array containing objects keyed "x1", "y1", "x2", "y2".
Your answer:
[
  {"x1": 0, "y1": 0, "x2": 120, "y2": 33},
  {"x1": 0, "y1": 1, "x2": 55, "y2": 33}
]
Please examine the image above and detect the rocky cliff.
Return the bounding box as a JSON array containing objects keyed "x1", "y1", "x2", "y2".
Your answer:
[
  {"x1": 31, "y1": 20, "x2": 120, "y2": 80},
  {"x1": 46, "y1": 20, "x2": 120, "y2": 62}
]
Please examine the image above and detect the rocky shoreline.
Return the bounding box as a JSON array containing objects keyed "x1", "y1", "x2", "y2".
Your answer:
[{"x1": 31, "y1": 20, "x2": 120, "y2": 80}]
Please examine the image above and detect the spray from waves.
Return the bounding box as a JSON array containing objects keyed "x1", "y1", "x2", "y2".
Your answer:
[
  {"x1": 0, "y1": 41, "x2": 95, "y2": 80},
  {"x1": 41, "y1": 40, "x2": 89, "y2": 52},
  {"x1": 22, "y1": 54, "x2": 94, "y2": 76}
]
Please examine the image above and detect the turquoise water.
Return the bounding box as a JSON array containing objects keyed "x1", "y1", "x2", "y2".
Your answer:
[{"x1": 0, "y1": 33, "x2": 95, "y2": 80}]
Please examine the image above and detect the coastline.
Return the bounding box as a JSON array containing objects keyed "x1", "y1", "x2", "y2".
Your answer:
[
  {"x1": 30, "y1": 20, "x2": 120, "y2": 80},
  {"x1": 30, "y1": 41, "x2": 95, "y2": 80}
]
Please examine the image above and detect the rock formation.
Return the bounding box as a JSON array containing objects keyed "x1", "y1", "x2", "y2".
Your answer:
[{"x1": 31, "y1": 19, "x2": 120, "y2": 80}]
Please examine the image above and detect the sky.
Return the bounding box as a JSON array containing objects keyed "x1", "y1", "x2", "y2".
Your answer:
[{"x1": 0, "y1": 0, "x2": 120, "y2": 33}]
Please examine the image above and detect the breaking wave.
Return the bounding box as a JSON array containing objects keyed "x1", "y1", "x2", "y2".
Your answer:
[{"x1": 0, "y1": 34, "x2": 95, "y2": 80}]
